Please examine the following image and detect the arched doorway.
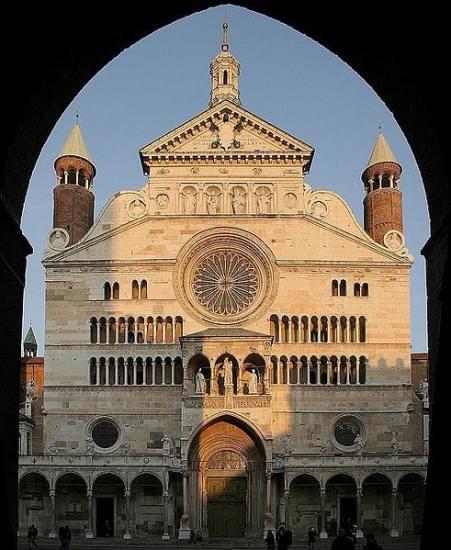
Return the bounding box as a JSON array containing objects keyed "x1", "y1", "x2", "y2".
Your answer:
[
  {"x1": 55, "y1": 473, "x2": 87, "y2": 537},
  {"x1": 130, "y1": 474, "x2": 163, "y2": 537},
  {"x1": 188, "y1": 415, "x2": 266, "y2": 538},
  {"x1": 92, "y1": 473, "x2": 125, "y2": 537},
  {"x1": 18, "y1": 473, "x2": 50, "y2": 536},
  {"x1": 361, "y1": 473, "x2": 393, "y2": 535},
  {"x1": 288, "y1": 474, "x2": 321, "y2": 537},
  {"x1": 398, "y1": 473, "x2": 425, "y2": 535},
  {"x1": 325, "y1": 474, "x2": 357, "y2": 535}
]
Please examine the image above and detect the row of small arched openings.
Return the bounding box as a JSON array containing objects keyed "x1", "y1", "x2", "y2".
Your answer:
[
  {"x1": 270, "y1": 355, "x2": 367, "y2": 385},
  {"x1": 89, "y1": 356, "x2": 183, "y2": 385},
  {"x1": 270, "y1": 315, "x2": 367, "y2": 343},
  {"x1": 288, "y1": 472, "x2": 424, "y2": 492},
  {"x1": 332, "y1": 280, "x2": 369, "y2": 297},
  {"x1": 90, "y1": 316, "x2": 183, "y2": 344},
  {"x1": 57, "y1": 167, "x2": 92, "y2": 188},
  {"x1": 104, "y1": 280, "x2": 148, "y2": 300}
]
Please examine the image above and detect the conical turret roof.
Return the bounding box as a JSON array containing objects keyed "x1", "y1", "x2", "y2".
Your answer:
[
  {"x1": 24, "y1": 326, "x2": 37, "y2": 346},
  {"x1": 56, "y1": 123, "x2": 93, "y2": 164},
  {"x1": 366, "y1": 132, "x2": 400, "y2": 170}
]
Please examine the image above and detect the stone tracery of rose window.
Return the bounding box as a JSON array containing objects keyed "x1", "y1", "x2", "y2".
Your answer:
[{"x1": 192, "y1": 251, "x2": 259, "y2": 315}]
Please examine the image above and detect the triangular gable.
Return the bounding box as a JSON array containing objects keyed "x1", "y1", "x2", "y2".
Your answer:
[{"x1": 139, "y1": 100, "x2": 314, "y2": 171}]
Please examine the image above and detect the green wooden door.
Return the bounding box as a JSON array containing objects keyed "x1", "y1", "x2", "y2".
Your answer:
[{"x1": 207, "y1": 477, "x2": 246, "y2": 537}]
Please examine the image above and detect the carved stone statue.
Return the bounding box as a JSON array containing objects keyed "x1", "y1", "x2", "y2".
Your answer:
[
  {"x1": 391, "y1": 433, "x2": 401, "y2": 455},
  {"x1": 281, "y1": 433, "x2": 294, "y2": 455},
  {"x1": 25, "y1": 379, "x2": 36, "y2": 401},
  {"x1": 319, "y1": 443, "x2": 327, "y2": 456},
  {"x1": 207, "y1": 192, "x2": 219, "y2": 214},
  {"x1": 256, "y1": 190, "x2": 272, "y2": 214},
  {"x1": 354, "y1": 433, "x2": 365, "y2": 455},
  {"x1": 161, "y1": 433, "x2": 171, "y2": 452},
  {"x1": 194, "y1": 368, "x2": 206, "y2": 394},
  {"x1": 86, "y1": 437, "x2": 95, "y2": 455},
  {"x1": 223, "y1": 356, "x2": 233, "y2": 385},
  {"x1": 184, "y1": 191, "x2": 197, "y2": 214},
  {"x1": 49, "y1": 445, "x2": 58, "y2": 455},
  {"x1": 419, "y1": 378, "x2": 429, "y2": 401},
  {"x1": 248, "y1": 368, "x2": 258, "y2": 394},
  {"x1": 231, "y1": 189, "x2": 245, "y2": 214}
]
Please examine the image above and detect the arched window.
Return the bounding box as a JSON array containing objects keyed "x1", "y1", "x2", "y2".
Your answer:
[
  {"x1": 154, "y1": 357, "x2": 163, "y2": 384},
  {"x1": 140, "y1": 279, "x2": 147, "y2": 299},
  {"x1": 270, "y1": 315, "x2": 279, "y2": 342},
  {"x1": 164, "y1": 357, "x2": 172, "y2": 384},
  {"x1": 310, "y1": 316, "x2": 318, "y2": 342},
  {"x1": 289, "y1": 356, "x2": 298, "y2": 384},
  {"x1": 99, "y1": 357, "x2": 106, "y2": 385},
  {"x1": 136, "y1": 357, "x2": 144, "y2": 385},
  {"x1": 359, "y1": 316, "x2": 366, "y2": 342},
  {"x1": 291, "y1": 316, "x2": 299, "y2": 343},
  {"x1": 118, "y1": 317, "x2": 126, "y2": 343},
  {"x1": 339, "y1": 279, "x2": 347, "y2": 296},
  {"x1": 90, "y1": 317, "x2": 97, "y2": 343},
  {"x1": 223, "y1": 70, "x2": 228, "y2": 84},
  {"x1": 146, "y1": 316, "x2": 154, "y2": 343},
  {"x1": 127, "y1": 318, "x2": 135, "y2": 343},
  {"x1": 104, "y1": 282, "x2": 111, "y2": 300},
  {"x1": 350, "y1": 316, "x2": 357, "y2": 343},
  {"x1": 78, "y1": 169, "x2": 86, "y2": 187},
  {"x1": 132, "y1": 280, "x2": 139, "y2": 299},
  {"x1": 108, "y1": 357, "x2": 115, "y2": 385},
  {"x1": 174, "y1": 357, "x2": 183, "y2": 385},
  {"x1": 165, "y1": 317, "x2": 173, "y2": 343},
  {"x1": 67, "y1": 169, "x2": 77, "y2": 185},
  {"x1": 271, "y1": 356, "x2": 278, "y2": 384},
  {"x1": 112, "y1": 282, "x2": 120, "y2": 299},
  {"x1": 330, "y1": 356, "x2": 338, "y2": 385},
  {"x1": 340, "y1": 316, "x2": 347, "y2": 343},
  {"x1": 332, "y1": 280, "x2": 339, "y2": 296},
  {"x1": 156, "y1": 317, "x2": 164, "y2": 343},
  {"x1": 354, "y1": 283, "x2": 361, "y2": 297},
  {"x1": 300, "y1": 356, "x2": 308, "y2": 384},
  {"x1": 137, "y1": 317, "x2": 145, "y2": 343},
  {"x1": 280, "y1": 356, "x2": 288, "y2": 384},
  {"x1": 89, "y1": 357, "x2": 97, "y2": 384},
  {"x1": 117, "y1": 357, "x2": 125, "y2": 385},
  {"x1": 349, "y1": 356, "x2": 357, "y2": 384},
  {"x1": 320, "y1": 316, "x2": 328, "y2": 342},
  {"x1": 301, "y1": 316, "x2": 309, "y2": 343},
  {"x1": 320, "y1": 356, "x2": 328, "y2": 384},
  {"x1": 126, "y1": 357, "x2": 134, "y2": 384},
  {"x1": 175, "y1": 316, "x2": 183, "y2": 341},
  {"x1": 145, "y1": 358, "x2": 153, "y2": 385},
  {"x1": 359, "y1": 356, "x2": 367, "y2": 384},
  {"x1": 310, "y1": 356, "x2": 318, "y2": 384},
  {"x1": 99, "y1": 317, "x2": 107, "y2": 343},
  {"x1": 108, "y1": 317, "x2": 116, "y2": 344},
  {"x1": 331, "y1": 316, "x2": 338, "y2": 343},
  {"x1": 362, "y1": 283, "x2": 369, "y2": 297},
  {"x1": 281, "y1": 316, "x2": 289, "y2": 343}
]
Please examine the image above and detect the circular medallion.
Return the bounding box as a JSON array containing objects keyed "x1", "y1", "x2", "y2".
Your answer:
[
  {"x1": 383, "y1": 230, "x2": 404, "y2": 251},
  {"x1": 284, "y1": 192, "x2": 297, "y2": 209},
  {"x1": 48, "y1": 228, "x2": 69, "y2": 250},
  {"x1": 174, "y1": 228, "x2": 278, "y2": 325},
  {"x1": 193, "y1": 251, "x2": 259, "y2": 315},
  {"x1": 128, "y1": 198, "x2": 147, "y2": 218}
]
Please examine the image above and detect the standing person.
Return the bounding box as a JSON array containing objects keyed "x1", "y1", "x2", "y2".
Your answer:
[
  {"x1": 330, "y1": 528, "x2": 355, "y2": 550},
  {"x1": 308, "y1": 526, "x2": 317, "y2": 549},
  {"x1": 276, "y1": 526, "x2": 288, "y2": 550},
  {"x1": 362, "y1": 533, "x2": 383, "y2": 550},
  {"x1": 58, "y1": 526, "x2": 65, "y2": 550},
  {"x1": 63, "y1": 525, "x2": 72, "y2": 549},
  {"x1": 265, "y1": 529, "x2": 276, "y2": 549},
  {"x1": 27, "y1": 524, "x2": 38, "y2": 549}
]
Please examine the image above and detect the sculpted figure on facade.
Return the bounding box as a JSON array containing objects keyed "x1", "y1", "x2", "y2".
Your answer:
[
  {"x1": 183, "y1": 189, "x2": 197, "y2": 214},
  {"x1": 256, "y1": 188, "x2": 272, "y2": 214},
  {"x1": 161, "y1": 433, "x2": 171, "y2": 453},
  {"x1": 281, "y1": 433, "x2": 294, "y2": 455},
  {"x1": 248, "y1": 368, "x2": 258, "y2": 394},
  {"x1": 223, "y1": 356, "x2": 233, "y2": 385},
  {"x1": 86, "y1": 436, "x2": 95, "y2": 455},
  {"x1": 25, "y1": 379, "x2": 36, "y2": 401},
  {"x1": 207, "y1": 190, "x2": 220, "y2": 214},
  {"x1": 195, "y1": 368, "x2": 206, "y2": 394},
  {"x1": 419, "y1": 378, "x2": 429, "y2": 401},
  {"x1": 354, "y1": 433, "x2": 365, "y2": 455},
  {"x1": 231, "y1": 188, "x2": 246, "y2": 214},
  {"x1": 391, "y1": 433, "x2": 401, "y2": 455}
]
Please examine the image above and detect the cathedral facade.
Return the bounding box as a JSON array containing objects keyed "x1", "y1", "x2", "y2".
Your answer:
[{"x1": 18, "y1": 25, "x2": 427, "y2": 541}]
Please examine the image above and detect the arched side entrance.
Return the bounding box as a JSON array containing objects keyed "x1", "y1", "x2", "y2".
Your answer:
[
  {"x1": 288, "y1": 474, "x2": 321, "y2": 537},
  {"x1": 55, "y1": 473, "x2": 87, "y2": 537},
  {"x1": 92, "y1": 473, "x2": 125, "y2": 538},
  {"x1": 19, "y1": 473, "x2": 50, "y2": 536},
  {"x1": 398, "y1": 473, "x2": 425, "y2": 535},
  {"x1": 130, "y1": 474, "x2": 163, "y2": 537},
  {"x1": 188, "y1": 415, "x2": 266, "y2": 538},
  {"x1": 325, "y1": 474, "x2": 357, "y2": 536},
  {"x1": 361, "y1": 473, "x2": 393, "y2": 536}
]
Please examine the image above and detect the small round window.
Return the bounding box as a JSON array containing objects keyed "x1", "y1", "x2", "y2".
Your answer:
[{"x1": 92, "y1": 420, "x2": 119, "y2": 449}]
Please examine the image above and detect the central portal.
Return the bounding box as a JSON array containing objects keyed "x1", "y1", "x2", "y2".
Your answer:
[{"x1": 207, "y1": 476, "x2": 246, "y2": 537}]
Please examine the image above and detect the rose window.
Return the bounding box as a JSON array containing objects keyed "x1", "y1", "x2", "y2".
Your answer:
[{"x1": 193, "y1": 251, "x2": 259, "y2": 315}]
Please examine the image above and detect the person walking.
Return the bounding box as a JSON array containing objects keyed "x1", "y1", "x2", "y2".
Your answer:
[
  {"x1": 276, "y1": 525, "x2": 292, "y2": 550},
  {"x1": 362, "y1": 533, "x2": 383, "y2": 550},
  {"x1": 265, "y1": 529, "x2": 276, "y2": 549},
  {"x1": 27, "y1": 524, "x2": 38, "y2": 549},
  {"x1": 330, "y1": 528, "x2": 355, "y2": 550},
  {"x1": 63, "y1": 525, "x2": 71, "y2": 549},
  {"x1": 308, "y1": 526, "x2": 317, "y2": 549}
]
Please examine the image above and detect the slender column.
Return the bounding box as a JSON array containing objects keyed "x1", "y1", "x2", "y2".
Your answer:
[
  {"x1": 264, "y1": 358, "x2": 270, "y2": 394},
  {"x1": 145, "y1": 320, "x2": 149, "y2": 343},
  {"x1": 49, "y1": 490, "x2": 57, "y2": 538},
  {"x1": 96, "y1": 320, "x2": 100, "y2": 344},
  {"x1": 86, "y1": 490, "x2": 94, "y2": 538},
  {"x1": 115, "y1": 320, "x2": 119, "y2": 344},
  {"x1": 319, "y1": 488, "x2": 327, "y2": 538},
  {"x1": 316, "y1": 361, "x2": 320, "y2": 385},
  {"x1": 85, "y1": 178, "x2": 89, "y2": 189},
  {"x1": 96, "y1": 362, "x2": 100, "y2": 386},
  {"x1": 124, "y1": 490, "x2": 131, "y2": 539},
  {"x1": 356, "y1": 360, "x2": 361, "y2": 385},
  {"x1": 277, "y1": 357, "x2": 281, "y2": 385},
  {"x1": 134, "y1": 322, "x2": 138, "y2": 343},
  {"x1": 390, "y1": 489, "x2": 399, "y2": 537},
  {"x1": 326, "y1": 360, "x2": 330, "y2": 385},
  {"x1": 307, "y1": 360, "x2": 311, "y2": 385},
  {"x1": 178, "y1": 467, "x2": 191, "y2": 539},
  {"x1": 133, "y1": 358, "x2": 137, "y2": 386},
  {"x1": 356, "y1": 488, "x2": 363, "y2": 538},
  {"x1": 296, "y1": 360, "x2": 301, "y2": 385},
  {"x1": 345, "y1": 359, "x2": 350, "y2": 385},
  {"x1": 75, "y1": 170, "x2": 79, "y2": 186},
  {"x1": 106, "y1": 321, "x2": 110, "y2": 344},
  {"x1": 287, "y1": 320, "x2": 292, "y2": 343},
  {"x1": 265, "y1": 470, "x2": 272, "y2": 518},
  {"x1": 162, "y1": 490, "x2": 170, "y2": 540},
  {"x1": 152, "y1": 361, "x2": 156, "y2": 386},
  {"x1": 163, "y1": 320, "x2": 167, "y2": 343},
  {"x1": 64, "y1": 170, "x2": 68, "y2": 184},
  {"x1": 114, "y1": 361, "x2": 118, "y2": 386},
  {"x1": 337, "y1": 362, "x2": 341, "y2": 385}
]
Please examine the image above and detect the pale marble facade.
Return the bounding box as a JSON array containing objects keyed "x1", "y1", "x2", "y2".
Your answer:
[{"x1": 18, "y1": 25, "x2": 427, "y2": 541}]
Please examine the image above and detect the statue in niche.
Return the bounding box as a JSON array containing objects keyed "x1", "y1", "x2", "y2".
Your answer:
[
  {"x1": 256, "y1": 189, "x2": 272, "y2": 214},
  {"x1": 184, "y1": 190, "x2": 197, "y2": 214},
  {"x1": 25, "y1": 379, "x2": 36, "y2": 400},
  {"x1": 248, "y1": 368, "x2": 258, "y2": 394},
  {"x1": 207, "y1": 191, "x2": 220, "y2": 214},
  {"x1": 161, "y1": 434, "x2": 171, "y2": 452},
  {"x1": 86, "y1": 436, "x2": 95, "y2": 455},
  {"x1": 231, "y1": 188, "x2": 246, "y2": 214},
  {"x1": 354, "y1": 432, "x2": 365, "y2": 455},
  {"x1": 194, "y1": 368, "x2": 206, "y2": 394},
  {"x1": 281, "y1": 433, "x2": 294, "y2": 455},
  {"x1": 223, "y1": 356, "x2": 233, "y2": 385},
  {"x1": 419, "y1": 378, "x2": 429, "y2": 401},
  {"x1": 391, "y1": 433, "x2": 401, "y2": 455}
]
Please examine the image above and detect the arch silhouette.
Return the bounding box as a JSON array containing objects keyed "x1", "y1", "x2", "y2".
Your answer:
[{"x1": 2, "y1": 5, "x2": 446, "y2": 547}]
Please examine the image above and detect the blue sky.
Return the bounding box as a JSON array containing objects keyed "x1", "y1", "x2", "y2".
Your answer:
[{"x1": 22, "y1": 5, "x2": 429, "y2": 352}]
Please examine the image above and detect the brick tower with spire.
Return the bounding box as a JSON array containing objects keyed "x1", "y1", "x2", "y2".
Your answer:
[
  {"x1": 361, "y1": 132, "x2": 403, "y2": 245},
  {"x1": 53, "y1": 117, "x2": 96, "y2": 246}
]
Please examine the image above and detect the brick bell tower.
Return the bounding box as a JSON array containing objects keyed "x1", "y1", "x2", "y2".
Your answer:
[
  {"x1": 53, "y1": 117, "x2": 96, "y2": 245},
  {"x1": 361, "y1": 131, "x2": 403, "y2": 245}
]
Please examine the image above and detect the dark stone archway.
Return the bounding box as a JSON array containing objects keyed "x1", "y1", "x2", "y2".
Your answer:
[{"x1": 2, "y1": 4, "x2": 447, "y2": 548}]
